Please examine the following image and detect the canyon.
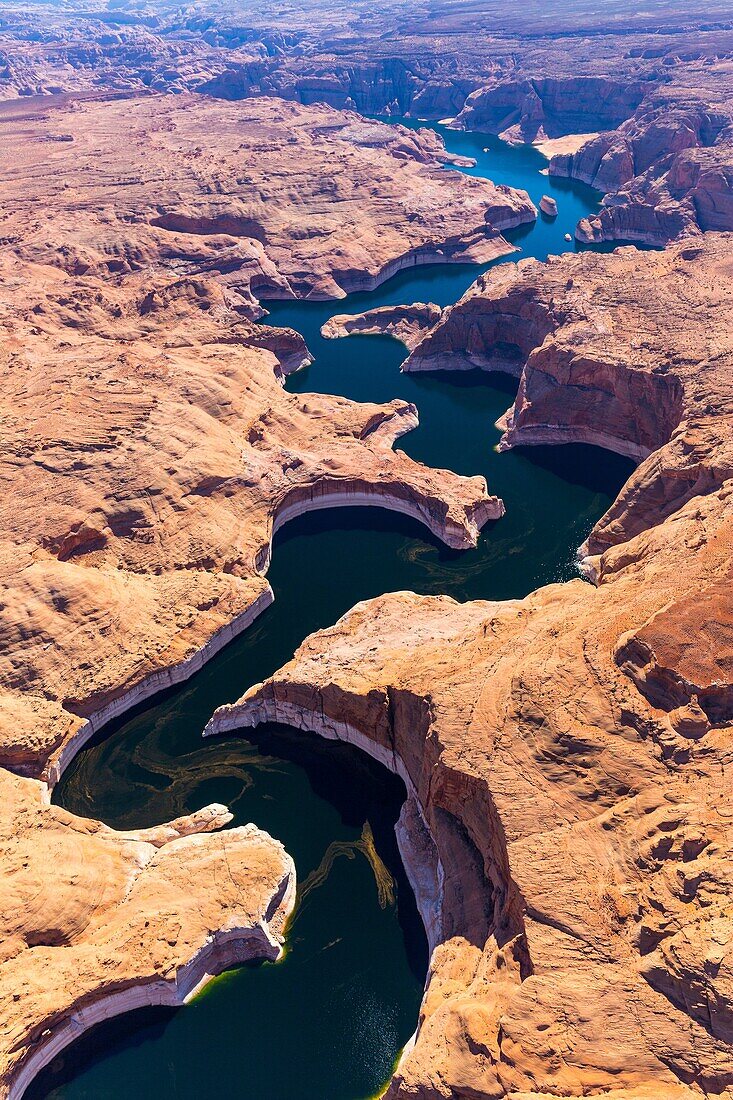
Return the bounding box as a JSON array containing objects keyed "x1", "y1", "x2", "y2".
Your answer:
[
  {"x1": 210, "y1": 233, "x2": 733, "y2": 1099},
  {"x1": 0, "y1": 91, "x2": 525, "y2": 1096},
  {"x1": 3, "y1": 1, "x2": 733, "y2": 247},
  {"x1": 0, "y1": 1, "x2": 731, "y2": 1097}
]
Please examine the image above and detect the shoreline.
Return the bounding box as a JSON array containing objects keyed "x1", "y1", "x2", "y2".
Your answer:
[
  {"x1": 204, "y1": 694, "x2": 445, "y2": 958},
  {"x1": 9, "y1": 862, "x2": 296, "y2": 1100},
  {"x1": 45, "y1": 469, "x2": 501, "y2": 797}
]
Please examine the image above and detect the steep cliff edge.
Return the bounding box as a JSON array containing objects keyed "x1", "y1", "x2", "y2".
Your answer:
[
  {"x1": 210, "y1": 235, "x2": 733, "y2": 1099},
  {"x1": 405, "y1": 236, "x2": 733, "y2": 556},
  {"x1": 0, "y1": 770, "x2": 295, "y2": 1099},
  {"x1": 453, "y1": 76, "x2": 646, "y2": 143},
  {"x1": 0, "y1": 93, "x2": 534, "y2": 308},
  {"x1": 0, "y1": 92, "x2": 523, "y2": 777},
  {"x1": 550, "y1": 64, "x2": 733, "y2": 243},
  {"x1": 0, "y1": 89, "x2": 521, "y2": 1097}
]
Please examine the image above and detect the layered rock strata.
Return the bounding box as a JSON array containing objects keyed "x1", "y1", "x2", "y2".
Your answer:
[
  {"x1": 404, "y1": 236, "x2": 733, "y2": 555},
  {"x1": 0, "y1": 93, "x2": 534, "y2": 308},
  {"x1": 4, "y1": 0, "x2": 733, "y2": 254},
  {"x1": 550, "y1": 64, "x2": 733, "y2": 243},
  {"x1": 0, "y1": 87, "x2": 519, "y2": 1097},
  {"x1": 210, "y1": 234, "x2": 733, "y2": 1098},
  {"x1": 3, "y1": 0, "x2": 733, "y2": 119},
  {"x1": 453, "y1": 76, "x2": 647, "y2": 144},
  {"x1": 0, "y1": 260, "x2": 502, "y2": 779},
  {"x1": 0, "y1": 91, "x2": 521, "y2": 777},
  {"x1": 0, "y1": 769, "x2": 295, "y2": 1099}
]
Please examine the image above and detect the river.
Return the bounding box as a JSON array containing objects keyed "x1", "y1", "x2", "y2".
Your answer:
[{"x1": 36, "y1": 120, "x2": 634, "y2": 1100}]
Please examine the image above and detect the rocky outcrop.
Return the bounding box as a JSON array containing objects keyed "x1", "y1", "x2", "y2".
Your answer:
[
  {"x1": 0, "y1": 260, "x2": 502, "y2": 777},
  {"x1": 209, "y1": 234, "x2": 733, "y2": 1100},
  {"x1": 453, "y1": 76, "x2": 646, "y2": 143},
  {"x1": 405, "y1": 236, "x2": 733, "y2": 553},
  {"x1": 0, "y1": 90, "x2": 531, "y2": 776},
  {"x1": 0, "y1": 88, "x2": 519, "y2": 1097},
  {"x1": 0, "y1": 767, "x2": 295, "y2": 1099},
  {"x1": 3, "y1": 0, "x2": 733, "y2": 125},
  {"x1": 573, "y1": 141, "x2": 733, "y2": 244},
  {"x1": 321, "y1": 303, "x2": 443, "y2": 351},
  {"x1": 550, "y1": 64, "x2": 733, "y2": 243},
  {"x1": 0, "y1": 93, "x2": 535, "y2": 309}
]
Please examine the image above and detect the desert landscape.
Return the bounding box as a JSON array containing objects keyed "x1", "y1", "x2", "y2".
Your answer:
[{"x1": 0, "y1": 1, "x2": 731, "y2": 1098}]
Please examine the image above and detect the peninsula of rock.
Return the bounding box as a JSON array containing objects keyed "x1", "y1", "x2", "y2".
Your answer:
[{"x1": 211, "y1": 234, "x2": 733, "y2": 1100}]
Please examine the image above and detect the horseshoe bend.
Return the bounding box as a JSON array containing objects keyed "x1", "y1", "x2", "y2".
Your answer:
[{"x1": 0, "y1": 3, "x2": 732, "y2": 1099}]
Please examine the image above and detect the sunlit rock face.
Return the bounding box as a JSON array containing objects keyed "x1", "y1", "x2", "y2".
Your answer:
[
  {"x1": 550, "y1": 65, "x2": 733, "y2": 244},
  {"x1": 0, "y1": 91, "x2": 529, "y2": 773},
  {"x1": 212, "y1": 232, "x2": 733, "y2": 1100},
  {"x1": 0, "y1": 88, "x2": 528, "y2": 1097},
  {"x1": 1, "y1": 3, "x2": 733, "y2": 1097}
]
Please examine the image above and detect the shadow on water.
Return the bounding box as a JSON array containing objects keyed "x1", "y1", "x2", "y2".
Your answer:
[
  {"x1": 35, "y1": 717, "x2": 428, "y2": 1100},
  {"x1": 43, "y1": 119, "x2": 636, "y2": 1100}
]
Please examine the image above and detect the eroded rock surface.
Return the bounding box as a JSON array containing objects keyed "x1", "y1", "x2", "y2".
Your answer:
[
  {"x1": 0, "y1": 768, "x2": 295, "y2": 1098},
  {"x1": 0, "y1": 94, "x2": 515, "y2": 777},
  {"x1": 212, "y1": 234, "x2": 733, "y2": 1099},
  {"x1": 0, "y1": 88, "x2": 519, "y2": 1097},
  {"x1": 3, "y1": 0, "x2": 732, "y2": 121},
  {"x1": 0, "y1": 93, "x2": 534, "y2": 306},
  {"x1": 406, "y1": 236, "x2": 733, "y2": 552},
  {"x1": 550, "y1": 64, "x2": 733, "y2": 243},
  {"x1": 322, "y1": 303, "x2": 443, "y2": 351},
  {"x1": 454, "y1": 76, "x2": 646, "y2": 144}
]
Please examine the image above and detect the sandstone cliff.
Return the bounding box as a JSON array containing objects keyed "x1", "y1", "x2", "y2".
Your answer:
[
  {"x1": 453, "y1": 76, "x2": 646, "y2": 144},
  {"x1": 405, "y1": 237, "x2": 733, "y2": 555},
  {"x1": 0, "y1": 90, "x2": 522, "y2": 1095},
  {"x1": 211, "y1": 234, "x2": 733, "y2": 1099},
  {"x1": 0, "y1": 262, "x2": 502, "y2": 779},
  {"x1": 0, "y1": 92, "x2": 527, "y2": 776},
  {"x1": 0, "y1": 769, "x2": 295, "y2": 1098},
  {"x1": 550, "y1": 64, "x2": 733, "y2": 243},
  {"x1": 3, "y1": 0, "x2": 733, "y2": 121},
  {"x1": 322, "y1": 303, "x2": 443, "y2": 351}
]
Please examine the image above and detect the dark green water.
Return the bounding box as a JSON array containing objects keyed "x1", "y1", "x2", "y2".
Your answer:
[{"x1": 41, "y1": 122, "x2": 633, "y2": 1100}]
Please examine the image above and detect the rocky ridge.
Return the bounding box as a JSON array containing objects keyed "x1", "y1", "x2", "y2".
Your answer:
[
  {"x1": 549, "y1": 63, "x2": 733, "y2": 243},
  {"x1": 4, "y1": 0, "x2": 733, "y2": 251},
  {"x1": 211, "y1": 234, "x2": 733, "y2": 1099},
  {"x1": 0, "y1": 89, "x2": 526, "y2": 1094}
]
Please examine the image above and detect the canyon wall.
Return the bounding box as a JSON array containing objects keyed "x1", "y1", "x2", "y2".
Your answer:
[
  {"x1": 550, "y1": 64, "x2": 733, "y2": 243},
  {"x1": 213, "y1": 234, "x2": 733, "y2": 1099},
  {"x1": 0, "y1": 90, "x2": 529, "y2": 1095}
]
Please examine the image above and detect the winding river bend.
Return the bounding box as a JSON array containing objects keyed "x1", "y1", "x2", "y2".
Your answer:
[{"x1": 38, "y1": 123, "x2": 634, "y2": 1099}]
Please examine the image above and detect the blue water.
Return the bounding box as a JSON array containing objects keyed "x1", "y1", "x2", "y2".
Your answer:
[{"x1": 40, "y1": 122, "x2": 632, "y2": 1100}]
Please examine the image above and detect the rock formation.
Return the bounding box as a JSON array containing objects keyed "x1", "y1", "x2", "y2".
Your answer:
[
  {"x1": 0, "y1": 93, "x2": 534, "y2": 308},
  {"x1": 210, "y1": 234, "x2": 733, "y2": 1099},
  {"x1": 0, "y1": 769, "x2": 295, "y2": 1098},
  {"x1": 453, "y1": 77, "x2": 647, "y2": 144},
  {"x1": 4, "y1": 0, "x2": 733, "y2": 121},
  {"x1": 1, "y1": 5, "x2": 733, "y2": 1096},
  {"x1": 322, "y1": 303, "x2": 443, "y2": 351},
  {"x1": 0, "y1": 258, "x2": 502, "y2": 780},
  {"x1": 550, "y1": 64, "x2": 733, "y2": 243},
  {"x1": 3, "y1": 0, "x2": 733, "y2": 256},
  {"x1": 0, "y1": 87, "x2": 521, "y2": 1096},
  {"x1": 0, "y1": 91, "x2": 525, "y2": 779}
]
